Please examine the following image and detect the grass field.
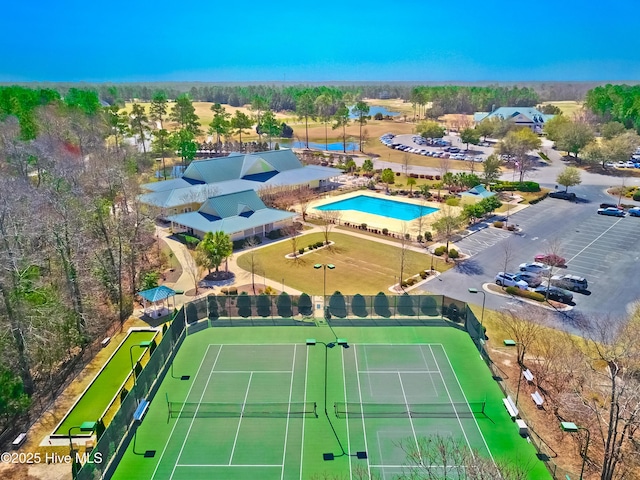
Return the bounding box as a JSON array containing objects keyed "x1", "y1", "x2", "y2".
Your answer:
[
  {"x1": 111, "y1": 325, "x2": 550, "y2": 480},
  {"x1": 236, "y1": 232, "x2": 442, "y2": 295},
  {"x1": 53, "y1": 330, "x2": 157, "y2": 435},
  {"x1": 539, "y1": 101, "x2": 584, "y2": 118}
]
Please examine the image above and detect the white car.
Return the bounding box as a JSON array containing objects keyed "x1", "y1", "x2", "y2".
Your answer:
[
  {"x1": 495, "y1": 272, "x2": 528, "y2": 290},
  {"x1": 519, "y1": 262, "x2": 551, "y2": 274}
]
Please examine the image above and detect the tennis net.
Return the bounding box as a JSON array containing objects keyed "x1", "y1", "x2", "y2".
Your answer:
[
  {"x1": 168, "y1": 400, "x2": 317, "y2": 418},
  {"x1": 334, "y1": 401, "x2": 485, "y2": 418}
]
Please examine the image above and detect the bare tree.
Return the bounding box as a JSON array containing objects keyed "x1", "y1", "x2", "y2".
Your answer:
[
  {"x1": 297, "y1": 186, "x2": 314, "y2": 221},
  {"x1": 319, "y1": 210, "x2": 341, "y2": 247},
  {"x1": 284, "y1": 223, "x2": 302, "y2": 258},
  {"x1": 182, "y1": 251, "x2": 202, "y2": 296},
  {"x1": 243, "y1": 236, "x2": 262, "y2": 294},
  {"x1": 397, "y1": 223, "x2": 412, "y2": 290},
  {"x1": 496, "y1": 306, "x2": 547, "y2": 366}
]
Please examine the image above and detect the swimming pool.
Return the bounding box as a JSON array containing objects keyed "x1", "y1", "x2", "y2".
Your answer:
[{"x1": 316, "y1": 194, "x2": 439, "y2": 221}]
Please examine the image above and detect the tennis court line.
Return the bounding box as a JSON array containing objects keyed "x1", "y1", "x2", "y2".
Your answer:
[
  {"x1": 229, "y1": 372, "x2": 254, "y2": 465},
  {"x1": 435, "y1": 344, "x2": 495, "y2": 464},
  {"x1": 176, "y1": 464, "x2": 282, "y2": 467},
  {"x1": 300, "y1": 343, "x2": 309, "y2": 480},
  {"x1": 357, "y1": 370, "x2": 442, "y2": 374},
  {"x1": 280, "y1": 344, "x2": 297, "y2": 480},
  {"x1": 425, "y1": 345, "x2": 473, "y2": 455},
  {"x1": 168, "y1": 345, "x2": 224, "y2": 480},
  {"x1": 397, "y1": 372, "x2": 423, "y2": 465},
  {"x1": 212, "y1": 370, "x2": 293, "y2": 373},
  {"x1": 368, "y1": 464, "x2": 466, "y2": 469},
  {"x1": 351, "y1": 345, "x2": 372, "y2": 479},
  {"x1": 151, "y1": 344, "x2": 215, "y2": 480},
  {"x1": 340, "y1": 346, "x2": 353, "y2": 479}
]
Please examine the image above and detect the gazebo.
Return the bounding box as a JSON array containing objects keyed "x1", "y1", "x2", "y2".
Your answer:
[{"x1": 138, "y1": 286, "x2": 177, "y2": 318}]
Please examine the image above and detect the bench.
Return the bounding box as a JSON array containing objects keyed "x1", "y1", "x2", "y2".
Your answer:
[
  {"x1": 523, "y1": 369, "x2": 534, "y2": 383},
  {"x1": 101, "y1": 337, "x2": 111, "y2": 348},
  {"x1": 516, "y1": 419, "x2": 529, "y2": 436},
  {"x1": 531, "y1": 391, "x2": 544, "y2": 408},
  {"x1": 12, "y1": 433, "x2": 27, "y2": 449},
  {"x1": 503, "y1": 339, "x2": 517, "y2": 347},
  {"x1": 502, "y1": 395, "x2": 519, "y2": 420},
  {"x1": 133, "y1": 398, "x2": 150, "y2": 423}
]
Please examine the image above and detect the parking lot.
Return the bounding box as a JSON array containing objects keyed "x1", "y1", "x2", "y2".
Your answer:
[{"x1": 422, "y1": 187, "x2": 640, "y2": 319}]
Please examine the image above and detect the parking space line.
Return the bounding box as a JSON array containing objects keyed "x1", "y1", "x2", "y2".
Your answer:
[{"x1": 566, "y1": 218, "x2": 625, "y2": 263}]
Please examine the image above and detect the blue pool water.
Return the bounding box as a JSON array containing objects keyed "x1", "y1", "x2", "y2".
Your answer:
[{"x1": 316, "y1": 195, "x2": 439, "y2": 221}]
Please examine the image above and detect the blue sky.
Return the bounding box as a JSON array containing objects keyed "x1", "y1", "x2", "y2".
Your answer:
[{"x1": 2, "y1": 0, "x2": 639, "y2": 82}]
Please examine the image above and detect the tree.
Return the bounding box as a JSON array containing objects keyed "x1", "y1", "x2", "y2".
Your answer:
[
  {"x1": 417, "y1": 120, "x2": 445, "y2": 139},
  {"x1": 196, "y1": 231, "x2": 233, "y2": 274},
  {"x1": 319, "y1": 210, "x2": 341, "y2": 246},
  {"x1": 171, "y1": 129, "x2": 197, "y2": 165},
  {"x1": 242, "y1": 236, "x2": 262, "y2": 294},
  {"x1": 296, "y1": 92, "x2": 316, "y2": 149},
  {"x1": 556, "y1": 166, "x2": 582, "y2": 192},
  {"x1": 482, "y1": 153, "x2": 502, "y2": 184},
  {"x1": 352, "y1": 100, "x2": 370, "y2": 152},
  {"x1": 601, "y1": 121, "x2": 626, "y2": 140},
  {"x1": 230, "y1": 110, "x2": 252, "y2": 149},
  {"x1": 129, "y1": 103, "x2": 150, "y2": 155},
  {"x1": 183, "y1": 250, "x2": 203, "y2": 296},
  {"x1": 169, "y1": 94, "x2": 201, "y2": 136},
  {"x1": 332, "y1": 102, "x2": 350, "y2": 153},
  {"x1": 258, "y1": 109, "x2": 281, "y2": 150},
  {"x1": 276, "y1": 292, "x2": 292, "y2": 317},
  {"x1": 104, "y1": 105, "x2": 128, "y2": 152},
  {"x1": 463, "y1": 203, "x2": 485, "y2": 224},
  {"x1": 152, "y1": 128, "x2": 171, "y2": 179},
  {"x1": 498, "y1": 128, "x2": 542, "y2": 182},
  {"x1": 555, "y1": 121, "x2": 595, "y2": 161},
  {"x1": 314, "y1": 93, "x2": 334, "y2": 151},
  {"x1": 582, "y1": 141, "x2": 606, "y2": 168},
  {"x1": 361, "y1": 158, "x2": 374, "y2": 174},
  {"x1": 250, "y1": 95, "x2": 268, "y2": 141},
  {"x1": 406, "y1": 177, "x2": 416, "y2": 194},
  {"x1": 544, "y1": 114, "x2": 571, "y2": 141},
  {"x1": 477, "y1": 195, "x2": 502, "y2": 214},
  {"x1": 208, "y1": 103, "x2": 231, "y2": 148},
  {"x1": 539, "y1": 103, "x2": 563, "y2": 115},
  {"x1": 598, "y1": 131, "x2": 640, "y2": 168},
  {"x1": 475, "y1": 119, "x2": 496, "y2": 141},
  {"x1": 460, "y1": 127, "x2": 480, "y2": 151},
  {"x1": 297, "y1": 292, "x2": 313, "y2": 316},
  {"x1": 149, "y1": 90, "x2": 168, "y2": 130},
  {"x1": 0, "y1": 365, "x2": 31, "y2": 422},
  {"x1": 442, "y1": 171, "x2": 456, "y2": 193},
  {"x1": 431, "y1": 205, "x2": 463, "y2": 253},
  {"x1": 381, "y1": 168, "x2": 395, "y2": 186}
]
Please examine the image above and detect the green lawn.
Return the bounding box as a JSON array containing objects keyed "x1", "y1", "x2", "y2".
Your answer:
[
  {"x1": 54, "y1": 330, "x2": 157, "y2": 435},
  {"x1": 111, "y1": 325, "x2": 551, "y2": 480},
  {"x1": 237, "y1": 232, "x2": 441, "y2": 295}
]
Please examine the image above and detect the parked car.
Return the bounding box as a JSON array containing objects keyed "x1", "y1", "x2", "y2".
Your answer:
[
  {"x1": 515, "y1": 272, "x2": 542, "y2": 287},
  {"x1": 533, "y1": 286, "x2": 574, "y2": 304},
  {"x1": 548, "y1": 191, "x2": 576, "y2": 200},
  {"x1": 534, "y1": 254, "x2": 566, "y2": 267},
  {"x1": 495, "y1": 272, "x2": 528, "y2": 290},
  {"x1": 597, "y1": 207, "x2": 626, "y2": 217},
  {"x1": 518, "y1": 262, "x2": 551, "y2": 274},
  {"x1": 599, "y1": 203, "x2": 622, "y2": 209},
  {"x1": 629, "y1": 207, "x2": 640, "y2": 217},
  {"x1": 550, "y1": 274, "x2": 588, "y2": 292}
]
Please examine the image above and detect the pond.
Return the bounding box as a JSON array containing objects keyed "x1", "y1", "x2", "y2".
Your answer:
[
  {"x1": 350, "y1": 105, "x2": 400, "y2": 119},
  {"x1": 277, "y1": 140, "x2": 360, "y2": 151}
]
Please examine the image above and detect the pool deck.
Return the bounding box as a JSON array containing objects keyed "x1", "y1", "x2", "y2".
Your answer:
[{"x1": 308, "y1": 190, "x2": 458, "y2": 235}]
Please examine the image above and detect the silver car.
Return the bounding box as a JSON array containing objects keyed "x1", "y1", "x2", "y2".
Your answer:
[{"x1": 495, "y1": 272, "x2": 528, "y2": 290}]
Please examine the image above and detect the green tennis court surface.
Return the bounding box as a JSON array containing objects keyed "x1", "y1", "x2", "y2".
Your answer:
[{"x1": 112, "y1": 327, "x2": 550, "y2": 480}]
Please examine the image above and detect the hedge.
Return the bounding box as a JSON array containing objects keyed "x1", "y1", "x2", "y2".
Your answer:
[
  {"x1": 505, "y1": 286, "x2": 545, "y2": 302},
  {"x1": 493, "y1": 181, "x2": 540, "y2": 192}
]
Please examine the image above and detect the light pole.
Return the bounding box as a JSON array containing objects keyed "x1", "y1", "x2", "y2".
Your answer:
[
  {"x1": 129, "y1": 341, "x2": 153, "y2": 388},
  {"x1": 561, "y1": 422, "x2": 591, "y2": 479},
  {"x1": 314, "y1": 263, "x2": 335, "y2": 318},
  {"x1": 467, "y1": 287, "x2": 486, "y2": 328},
  {"x1": 306, "y1": 338, "x2": 366, "y2": 461},
  {"x1": 68, "y1": 421, "x2": 97, "y2": 479}
]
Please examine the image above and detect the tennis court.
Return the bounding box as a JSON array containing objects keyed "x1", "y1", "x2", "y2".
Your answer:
[{"x1": 112, "y1": 326, "x2": 550, "y2": 480}]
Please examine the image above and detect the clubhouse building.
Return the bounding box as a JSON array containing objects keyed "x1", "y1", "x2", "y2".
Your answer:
[
  {"x1": 474, "y1": 107, "x2": 554, "y2": 134},
  {"x1": 140, "y1": 149, "x2": 340, "y2": 241}
]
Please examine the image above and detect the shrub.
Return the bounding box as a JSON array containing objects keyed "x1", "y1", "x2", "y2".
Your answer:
[
  {"x1": 634, "y1": 190, "x2": 640, "y2": 202},
  {"x1": 329, "y1": 291, "x2": 347, "y2": 318},
  {"x1": 266, "y1": 229, "x2": 283, "y2": 240},
  {"x1": 299, "y1": 248, "x2": 305, "y2": 255},
  {"x1": 220, "y1": 287, "x2": 229, "y2": 295},
  {"x1": 420, "y1": 295, "x2": 439, "y2": 316},
  {"x1": 397, "y1": 293, "x2": 415, "y2": 316},
  {"x1": 207, "y1": 294, "x2": 219, "y2": 319},
  {"x1": 416, "y1": 234, "x2": 423, "y2": 243},
  {"x1": 434, "y1": 246, "x2": 446, "y2": 256},
  {"x1": 505, "y1": 286, "x2": 545, "y2": 302},
  {"x1": 264, "y1": 286, "x2": 276, "y2": 295},
  {"x1": 228, "y1": 287, "x2": 238, "y2": 296},
  {"x1": 448, "y1": 248, "x2": 459, "y2": 259},
  {"x1": 382, "y1": 228, "x2": 389, "y2": 235},
  {"x1": 507, "y1": 225, "x2": 515, "y2": 231},
  {"x1": 315, "y1": 241, "x2": 323, "y2": 248},
  {"x1": 297, "y1": 293, "x2": 313, "y2": 316},
  {"x1": 351, "y1": 294, "x2": 369, "y2": 317},
  {"x1": 373, "y1": 292, "x2": 391, "y2": 317},
  {"x1": 256, "y1": 294, "x2": 272, "y2": 317},
  {"x1": 420, "y1": 271, "x2": 427, "y2": 279},
  {"x1": 493, "y1": 221, "x2": 503, "y2": 228},
  {"x1": 406, "y1": 277, "x2": 416, "y2": 286},
  {"x1": 401, "y1": 281, "x2": 409, "y2": 288},
  {"x1": 237, "y1": 292, "x2": 252, "y2": 317},
  {"x1": 424, "y1": 231, "x2": 433, "y2": 242},
  {"x1": 361, "y1": 223, "x2": 367, "y2": 229}
]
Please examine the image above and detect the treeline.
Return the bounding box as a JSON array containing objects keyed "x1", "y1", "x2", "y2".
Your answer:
[
  {"x1": 585, "y1": 84, "x2": 640, "y2": 131},
  {"x1": 0, "y1": 86, "x2": 155, "y2": 441},
  {"x1": 3, "y1": 81, "x2": 621, "y2": 108}
]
